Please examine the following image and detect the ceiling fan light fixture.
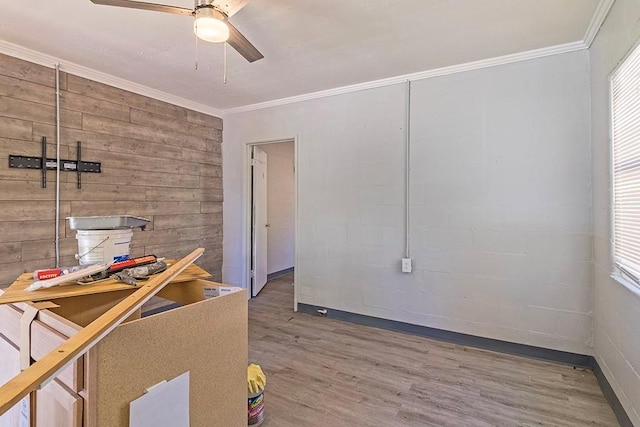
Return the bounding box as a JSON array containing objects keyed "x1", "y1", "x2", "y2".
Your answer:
[{"x1": 193, "y1": 7, "x2": 229, "y2": 43}]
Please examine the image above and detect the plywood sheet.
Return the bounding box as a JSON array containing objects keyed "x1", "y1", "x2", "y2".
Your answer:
[
  {"x1": 0, "y1": 262, "x2": 211, "y2": 305},
  {"x1": 0, "y1": 249, "x2": 203, "y2": 416},
  {"x1": 91, "y1": 288, "x2": 247, "y2": 427}
]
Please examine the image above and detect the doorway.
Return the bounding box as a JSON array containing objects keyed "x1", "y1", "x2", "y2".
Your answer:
[{"x1": 246, "y1": 139, "x2": 296, "y2": 306}]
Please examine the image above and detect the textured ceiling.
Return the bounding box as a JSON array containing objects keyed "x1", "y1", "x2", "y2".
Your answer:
[{"x1": 0, "y1": 0, "x2": 601, "y2": 110}]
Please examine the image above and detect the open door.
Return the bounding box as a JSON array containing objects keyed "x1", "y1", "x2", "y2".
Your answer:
[{"x1": 251, "y1": 146, "x2": 268, "y2": 297}]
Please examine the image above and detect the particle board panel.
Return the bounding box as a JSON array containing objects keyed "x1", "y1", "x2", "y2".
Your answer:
[
  {"x1": 0, "y1": 249, "x2": 203, "y2": 415},
  {"x1": 48, "y1": 290, "x2": 139, "y2": 328},
  {"x1": 91, "y1": 288, "x2": 247, "y2": 427},
  {"x1": 0, "y1": 262, "x2": 210, "y2": 305},
  {"x1": 156, "y1": 278, "x2": 215, "y2": 305}
]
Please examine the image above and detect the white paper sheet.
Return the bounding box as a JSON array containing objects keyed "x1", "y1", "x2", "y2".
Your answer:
[{"x1": 130, "y1": 371, "x2": 190, "y2": 427}]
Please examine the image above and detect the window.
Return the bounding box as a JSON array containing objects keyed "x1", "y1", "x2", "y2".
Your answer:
[{"x1": 611, "y1": 42, "x2": 640, "y2": 288}]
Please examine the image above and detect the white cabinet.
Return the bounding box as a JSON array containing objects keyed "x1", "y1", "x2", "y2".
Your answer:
[
  {"x1": 0, "y1": 336, "x2": 22, "y2": 427},
  {"x1": 0, "y1": 279, "x2": 247, "y2": 427}
]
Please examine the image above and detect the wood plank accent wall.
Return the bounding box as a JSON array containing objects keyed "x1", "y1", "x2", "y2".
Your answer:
[{"x1": 0, "y1": 54, "x2": 223, "y2": 286}]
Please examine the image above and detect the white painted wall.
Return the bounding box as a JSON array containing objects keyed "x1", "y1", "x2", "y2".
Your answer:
[
  {"x1": 590, "y1": 0, "x2": 640, "y2": 423},
  {"x1": 223, "y1": 50, "x2": 592, "y2": 354},
  {"x1": 261, "y1": 142, "x2": 295, "y2": 274}
]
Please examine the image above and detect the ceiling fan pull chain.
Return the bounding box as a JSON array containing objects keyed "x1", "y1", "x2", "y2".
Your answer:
[
  {"x1": 223, "y1": 42, "x2": 228, "y2": 84},
  {"x1": 194, "y1": 23, "x2": 199, "y2": 70}
]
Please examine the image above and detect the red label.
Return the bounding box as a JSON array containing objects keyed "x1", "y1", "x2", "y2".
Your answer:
[{"x1": 35, "y1": 269, "x2": 62, "y2": 280}]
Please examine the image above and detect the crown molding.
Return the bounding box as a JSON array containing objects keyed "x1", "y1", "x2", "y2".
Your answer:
[
  {"x1": 224, "y1": 40, "x2": 587, "y2": 115},
  {"x1": 2, "y1": 0, "x2": 612, "y2": 119},
  {"x1": 0, "y1": 40, "x2": 224, "y2": 118},
  {"x1": 584, "y1": 0, "x2": 616, "y2": 48}
]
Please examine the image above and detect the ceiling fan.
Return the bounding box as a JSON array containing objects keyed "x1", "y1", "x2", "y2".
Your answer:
[{"x1": 90, "y1": 0, "x2": 264, "y2": 63}]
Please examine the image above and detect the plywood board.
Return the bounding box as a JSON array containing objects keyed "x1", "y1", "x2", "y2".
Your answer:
[
  {"x1": 91, "y1": 287, "x2": 247, "y2": 427},
  {"x1": 0, "y1": 261, "x2": 210, "y2": 305},
  {"x1": 48, "y1": 290, "x2": 139, "y2": 328},
  {"x1": 0, "y1": 249, "x2": 203, "y2": 416}
]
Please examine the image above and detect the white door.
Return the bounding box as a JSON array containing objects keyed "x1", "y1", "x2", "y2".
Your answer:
[{"x1": 252, "y1": 146, "x2": 268, "y2": 296}]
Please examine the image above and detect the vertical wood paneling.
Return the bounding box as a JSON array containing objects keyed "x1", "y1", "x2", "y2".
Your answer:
[{"x1": 0, "y1": 53, "x2": 223, "y2": 286}]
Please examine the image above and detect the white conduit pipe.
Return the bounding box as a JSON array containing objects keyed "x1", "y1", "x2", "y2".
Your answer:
[
  {"x1": 55, "y1": 63, "x2": 61, "y2": 267},
  {"x1": 404, "y1": 80, "x2": 412, "y2": 259}
]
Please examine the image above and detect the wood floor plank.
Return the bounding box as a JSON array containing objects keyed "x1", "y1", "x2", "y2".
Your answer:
[{"x1": 248, "y1": 274, "x2": 619, "y2": 427}]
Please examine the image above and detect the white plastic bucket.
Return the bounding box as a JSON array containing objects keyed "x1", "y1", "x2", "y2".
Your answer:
[{"x1": 76, "y1": 229, "x2": 133, "y2": 265}]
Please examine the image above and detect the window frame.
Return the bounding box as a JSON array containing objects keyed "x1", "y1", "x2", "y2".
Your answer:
[{"x1": 610, "y1": 39, "x2": 640, "y2": 297}]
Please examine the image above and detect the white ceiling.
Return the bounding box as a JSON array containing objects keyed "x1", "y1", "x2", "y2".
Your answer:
[{"x1": 0, "y1": 0, "x2": 604, "y2": 112}]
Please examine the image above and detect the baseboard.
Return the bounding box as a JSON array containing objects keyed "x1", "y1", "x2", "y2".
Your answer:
[
  {"x1": 298, "y1": 303, "x2": 592, "y2": 367},
  {"x1": 592, "y1": 359, "x2": 635, "y2": 427},
  {"x1": 297, "y1": 303, "x2": 636, "y2": 424},
  {"x1": 267, "y1": 267, "x2": 294, "y2": 281}
]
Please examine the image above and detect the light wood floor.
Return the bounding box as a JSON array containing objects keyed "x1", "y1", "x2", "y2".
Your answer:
[{"x1": 248, "y1": 275, "x2": 619, "y2": 427}]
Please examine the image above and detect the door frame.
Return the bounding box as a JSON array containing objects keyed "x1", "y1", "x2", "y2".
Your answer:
[{"x1": 243, "y1": 137, "x2": 298, "y2": 310}]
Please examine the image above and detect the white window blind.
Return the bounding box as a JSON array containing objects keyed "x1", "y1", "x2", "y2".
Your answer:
[{"x1": 612, "y1": 42, "x2": 640, "y2": 287}]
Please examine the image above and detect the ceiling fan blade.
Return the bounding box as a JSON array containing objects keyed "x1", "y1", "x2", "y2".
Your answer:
[
  {"x1": 226, "y1": 21, "x2": 264, "y2": 63},
  {"x1": 90, "y1": 0, "x2": 193, "y2": 16}
]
